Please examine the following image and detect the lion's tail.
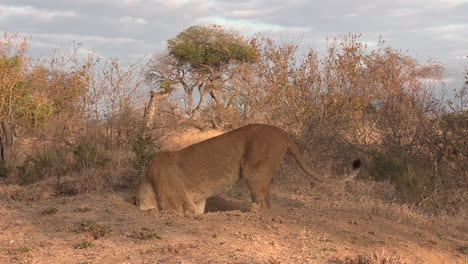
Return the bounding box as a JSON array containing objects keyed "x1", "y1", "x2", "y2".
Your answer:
[{"x1": 287, "y1": 139, "x2": 361, "y2": 183}]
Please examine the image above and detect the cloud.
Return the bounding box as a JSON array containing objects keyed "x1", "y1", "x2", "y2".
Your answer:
[
  {"x1": 119, "y1": 16, "x2": 148, "y2": 25},
  {"x1": 199, "y1": 16, "x2": 285, "y2": 32},
  {"x1": 0, "y1": 4, "x2": 77, "y2": 21},
  {"x1": 0, "y1": 0, "x2": 466, "y2": 90}
]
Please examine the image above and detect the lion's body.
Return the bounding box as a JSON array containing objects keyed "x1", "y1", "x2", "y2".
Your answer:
[{"x1": 136, "y1": 124, "x2": 360, "y2": 214}]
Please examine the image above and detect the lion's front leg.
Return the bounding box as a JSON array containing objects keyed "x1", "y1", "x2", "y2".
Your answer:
[
  {"x1": 136, "y1": 176, "x2": 158, "y2": 210},
  {"x1": 194, "y1": 200, "x2": 206, "y2": 214}
]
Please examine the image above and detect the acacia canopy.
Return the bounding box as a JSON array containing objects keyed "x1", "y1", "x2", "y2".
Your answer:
[{"x1": 167, "y1": 25, "x2": 259, "y2": 69}]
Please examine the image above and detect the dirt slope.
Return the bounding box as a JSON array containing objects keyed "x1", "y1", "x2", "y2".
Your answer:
[{"x1": 0, "y1": 188, "x2": 466, "y2": 264}]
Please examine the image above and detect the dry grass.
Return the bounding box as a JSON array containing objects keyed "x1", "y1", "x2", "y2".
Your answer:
[
  {"x1": 269, "y1": 178, "x2": 467, "y2": 237},
  {"x1": 160, "y1": 243, "x2": 197, "y2": 255},
  {"x1": 129, "y1": 227, "x2": 162, "y2": 240},
  {"x1": 0, "y1": 178, "x2": 55, "y2": 201},
  {"x1": 79, "y1": 219, "x2": 113, "y2": 239},
  {"x1": 0, "y1": 166, "x2": 139, "y2": 201},
  {"x1": 344, "y1": 251, "x2": 408, "y2": 264}
]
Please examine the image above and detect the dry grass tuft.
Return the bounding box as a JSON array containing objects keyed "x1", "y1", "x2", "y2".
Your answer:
[
  {"x1": 344, "y1": 252, "x2": 407, "y2": 264},
  {"x1": 79, "y1": 219, "x2": 112, "y2": 239},
  {"x1": 129, "y1": 227, "x2": 162, "y2": 240},
  {"x1": 160, "y1": 243, "x2": 196, "y2": 255}
]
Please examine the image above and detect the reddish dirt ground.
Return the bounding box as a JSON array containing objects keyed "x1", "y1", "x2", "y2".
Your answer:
[{"x1": 0, "y1": 186, "x2": 466, "y2": 264}]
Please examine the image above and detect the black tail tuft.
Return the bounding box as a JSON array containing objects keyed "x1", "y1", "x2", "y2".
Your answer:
[{"x1": 352, "y1": 159, "x2": 361, "y2": 170}]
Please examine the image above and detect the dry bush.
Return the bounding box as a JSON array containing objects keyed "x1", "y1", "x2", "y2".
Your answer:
[
  {"x1": 230, "y1": 33, "x2": 465, "y2": 215},
  {"x1": 0, "y1": 33, "x2": 152, "y2": 200},
  {"x1": 73, "y1": 142, "x2": 111, "y2": 170}
]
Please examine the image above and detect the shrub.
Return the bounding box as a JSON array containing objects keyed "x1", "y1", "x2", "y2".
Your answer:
[
  {"x1": 369, "y1": 148, "x2": 441, "y2": 201},
  {"x1": 0, "y1": 161, "x2": 10, "y2": 178},
  {"x1": 131, "y1": 133, "x2": 157, "y2": 168},
  {"x1": 73, "y1": 142, "x2": 110, "y2": 169},
  {"x1": 17, "y1": 146, "x2": 69, "y2": 185}
]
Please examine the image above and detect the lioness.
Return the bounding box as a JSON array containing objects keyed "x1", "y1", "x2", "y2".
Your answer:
[{"x1": 135, "y1": 124, "x2": 361, "y2": 214}]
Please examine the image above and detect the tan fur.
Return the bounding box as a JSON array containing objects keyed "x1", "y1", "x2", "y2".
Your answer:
[{"x1": 135, "y1": 124, "x2": 361, "y2": 214}]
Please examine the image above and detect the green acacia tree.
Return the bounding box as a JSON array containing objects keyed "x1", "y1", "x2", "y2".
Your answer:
[
  {"x1": 0, "y1": 33, "x2": 31, "y2": 165},
  {"x1": 146, "y1": 25, "x2": 259, "y2": 124}
]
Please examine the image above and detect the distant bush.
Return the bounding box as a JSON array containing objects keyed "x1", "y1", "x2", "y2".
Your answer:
[
  {"x1": 17, "y1": 146, "x2": 69, "y2": 185},
  {"x1": 369, "y1": 148, "x2": 453, "y2": 202},
  {"x1": 73, "y1": 142, "x2": 111, "y2": 169},
  {"x1": 0, "y1": 161, "x2": 10, "y2": 178}
]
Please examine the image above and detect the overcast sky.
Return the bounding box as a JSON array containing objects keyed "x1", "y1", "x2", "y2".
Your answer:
[{"x1": 1, "y1": 0, "x2": 467, "y2": 92}]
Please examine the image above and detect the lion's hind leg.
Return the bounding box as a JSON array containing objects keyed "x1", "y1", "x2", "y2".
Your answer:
[
  {"x1": 242, "y1": 149, "x2": 286, "y2": 212},
  {"x1": 242, "y1": 163, "x2": 276, "y2": 212}
]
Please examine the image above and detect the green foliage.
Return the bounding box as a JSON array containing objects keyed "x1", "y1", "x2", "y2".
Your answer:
[
  {"x1": 17, "y1": 247, "x2": 32, "y2": 253},
  {"x1": 41, "y1": 207, "x2": 58, "y2": 215},
  {"x1": 76, "y1": 239, "x2": 93, "y2": 249},
  {"x1": 0, "y1": 55, "x2": 22, "y2": 69},
  {"x1": 137, "y1": 227, "x2": 162, "y2": 240},
  {"x1": 167, "y1": 24, "x2": 258, "y2": 68},
  {"x1": 74, "y1": 207, "x2": 92, "y2": 212},
  {"x1": 159, "y1": 78, "x2": 175, "y2": 94},
  {"x1": 73, "y1": 143, "x2": 110, "y2": 169},
  {"x1": 14, "y1": 92, "x2": 54, "y2": 125},
  {"x1": 0, "y1": 161, "x2": 10, "y2": 178},
  {"x1": 131, "y1": 134, "x2": 157, "y2": 168},
  {"x1": 17, "y1": 146, "x2": 69, "y2": 185},
  {"x1": 79, "y1": 219, "x2": 112, "y2": 239},
  {"x1": 0, "y1": 55, "x2": 28, "y2": 121},
  {"x1": 369, "y1": 148, "x2": 445, "y2": 200}
]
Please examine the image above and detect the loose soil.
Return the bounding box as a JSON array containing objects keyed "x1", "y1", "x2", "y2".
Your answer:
[{"x1": 0, "y1": 186, "x2": 466, "y2": 264}]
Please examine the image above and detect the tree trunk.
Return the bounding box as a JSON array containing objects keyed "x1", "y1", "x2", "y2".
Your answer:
[
  {"x1": 0, "y1": 120, "x2": 17, "y2": 165},
  {"x1": 144, "y1": 91, "x2": 158, "y2": 130},
  {"x1": 143, "y1": 90, "x2": 167, "y2": 130}
]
